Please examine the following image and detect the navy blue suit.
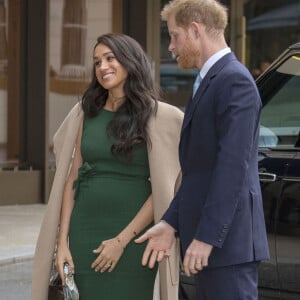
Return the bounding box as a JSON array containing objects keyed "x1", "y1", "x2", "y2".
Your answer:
[{"x1": 162, "y1": 53, "x2": 269, "y2": 272}]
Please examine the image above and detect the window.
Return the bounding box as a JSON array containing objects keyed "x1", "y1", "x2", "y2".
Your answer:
[
  {"x1": 259, "y1": 55, "x2": 300, "y2": 149},
  {"x1": 48, "y1": 0, "x2": 112, "y2": 158},
  {"x1": 0, "y1": 0, "x2": 8, "y2": 163}
]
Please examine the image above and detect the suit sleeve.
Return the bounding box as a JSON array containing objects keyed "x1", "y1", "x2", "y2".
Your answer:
[
  {"x1": 161, "y1": 192, "x2": 180, "y2": 232},
  {"x1": 195, "y1": 70, "x2": 261, "y2": 248}
]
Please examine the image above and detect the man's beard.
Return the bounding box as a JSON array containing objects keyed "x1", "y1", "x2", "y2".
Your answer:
[{"x1": 177, "y1": 36, "x2": 200, "y2": 69}]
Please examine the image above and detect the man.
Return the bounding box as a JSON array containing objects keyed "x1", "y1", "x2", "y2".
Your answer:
[{"x1": 135, "y1": 0, "x2": 270, "y2": 299}]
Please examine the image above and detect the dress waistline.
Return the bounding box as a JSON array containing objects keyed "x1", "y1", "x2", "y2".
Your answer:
[{"x1": 72, "y1": 161, "x2": 150, "y2": 201}]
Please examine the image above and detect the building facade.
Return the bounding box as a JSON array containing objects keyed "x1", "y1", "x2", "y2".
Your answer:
[{"x1": 0, "y1": 0, "x2": 299, "y2": 204}]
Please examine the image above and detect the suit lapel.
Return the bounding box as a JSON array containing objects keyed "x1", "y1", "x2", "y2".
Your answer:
[
  {"x1": 181, "y1": 53, "x2": 235, "y2": 135},
  {"x1": 181, "y1": 74, "x2": 211, "y2": 134}
]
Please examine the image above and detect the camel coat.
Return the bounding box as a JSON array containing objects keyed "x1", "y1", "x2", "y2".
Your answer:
[{"x1": 31, "y1": 101, "x2": 183, "y2": 300}]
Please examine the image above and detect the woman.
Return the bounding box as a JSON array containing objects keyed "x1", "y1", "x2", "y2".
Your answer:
[{"x1": 32, "y1": 33, "x2": 183, "y2": 300}]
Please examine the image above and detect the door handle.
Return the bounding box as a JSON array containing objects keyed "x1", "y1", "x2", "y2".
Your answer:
[
  {"x1": 259, "y1": 172, "x2": 277, "y2": 182},
  {"x1": 282, "y1": 177, "x2": 300, "y2": 182}
]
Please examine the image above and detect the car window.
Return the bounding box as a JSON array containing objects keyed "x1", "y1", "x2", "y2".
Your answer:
[{"x1": 259, "y1": 55, "x2": 300, "y2": 149}]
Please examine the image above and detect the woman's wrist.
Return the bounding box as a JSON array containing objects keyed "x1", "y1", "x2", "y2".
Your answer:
[
  {"x1": 57, "y1": 236, "x2": 68, "y2": 247},
  {"x1": 117, "y1": 230, "x2": 138, "y2": 249},
  {"x1": 115, "y1": 236, "x2": 126, "y2": 250}
]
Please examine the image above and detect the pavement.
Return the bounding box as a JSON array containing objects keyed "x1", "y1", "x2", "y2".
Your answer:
[{"x1": 0, "y1": 204, "x2": 46, "y2": 266}]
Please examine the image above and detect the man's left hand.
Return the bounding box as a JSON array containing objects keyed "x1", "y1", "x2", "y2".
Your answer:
[{"x1": 183, "y1": 239, "x2": 213, "y2": 276}]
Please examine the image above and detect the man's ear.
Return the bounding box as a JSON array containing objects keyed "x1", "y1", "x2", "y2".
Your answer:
[{"x1": 190, "y1": 22, "x2": 200, "y2": 39}]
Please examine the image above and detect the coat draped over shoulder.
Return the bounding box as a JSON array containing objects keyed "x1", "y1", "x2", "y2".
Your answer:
[{"x1": 31, "y1": 101, "x2": 183, "y2": 300}]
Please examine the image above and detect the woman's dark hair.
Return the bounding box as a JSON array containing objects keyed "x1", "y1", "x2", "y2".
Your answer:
[{"x1": 82, "y1": 33, "x2": 159, "y2": 159}]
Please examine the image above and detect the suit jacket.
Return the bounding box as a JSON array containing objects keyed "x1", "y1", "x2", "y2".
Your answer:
[
  {"x1": 163, "y1": 52, "x2": 270, "y2": 267},
  {"x1": 31, "y1": 101, "x2": 183, "y2": 300}
]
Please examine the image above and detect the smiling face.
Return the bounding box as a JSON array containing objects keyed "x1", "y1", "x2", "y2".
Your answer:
[
  {"x1": 93, "y1": 43, "x2": 128, "y2": 93},
  {"x1": 167, "y1": 14, "x2": 200, "y2": 69}
]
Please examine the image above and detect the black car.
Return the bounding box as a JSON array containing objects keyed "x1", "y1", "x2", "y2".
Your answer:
[
  {"x1": 179, "y1": 43, "x2": 300, "y2": 300},
  {"x1": 256, "y1": 42, "x2": 300, "y2": 300}
]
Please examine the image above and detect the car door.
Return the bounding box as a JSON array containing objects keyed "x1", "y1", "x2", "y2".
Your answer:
[
  {"x1": 276, "y1": 153, "x2": 300, "y2": 298},
  {"x1": 257, "y1": 47, "x2": 300, "y2": 299},
  {"x1": 258, "y1": 149, "x2": 293, "y2": 299}
]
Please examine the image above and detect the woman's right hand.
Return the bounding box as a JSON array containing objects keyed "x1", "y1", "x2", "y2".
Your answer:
[{"x1": 55, "y1": 243, "x2": 74, "y2": 286}]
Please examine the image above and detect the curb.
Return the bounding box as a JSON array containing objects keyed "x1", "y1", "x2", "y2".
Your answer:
[
  {"x1": 0, "y1": 254, "x2": 34, "y2": 267},
  {"x1": 0, "y1": 248, "x2": 35, "y2": 267}
]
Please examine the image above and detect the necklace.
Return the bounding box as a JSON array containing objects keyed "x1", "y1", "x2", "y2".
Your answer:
[{"x1": 105, "y1": 93, "x2": 126, "y2": 111}]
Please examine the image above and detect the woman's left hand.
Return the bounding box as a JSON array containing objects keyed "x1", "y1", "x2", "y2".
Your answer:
[{"x1": 91, "y1": 237, "x2": 125, "y2": 272}]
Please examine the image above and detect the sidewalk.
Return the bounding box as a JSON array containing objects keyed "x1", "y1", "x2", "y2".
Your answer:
[{"x1": 0, "y1": 204, "x2": 46, "y2": 266}]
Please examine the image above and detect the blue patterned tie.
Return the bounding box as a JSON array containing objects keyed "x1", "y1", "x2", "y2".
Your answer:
[{"x1": 192, "y1": 72, "x2": 202, "y2": 98}]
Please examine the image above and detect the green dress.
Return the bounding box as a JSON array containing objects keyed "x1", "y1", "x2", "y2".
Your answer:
[{"x1": 69, "y1": 109, "x2": 157, "y2": 299}]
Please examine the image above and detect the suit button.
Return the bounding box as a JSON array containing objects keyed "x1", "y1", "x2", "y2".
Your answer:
[{"x1": 218, "y1": 239, "x2": 222, "y2": 242}]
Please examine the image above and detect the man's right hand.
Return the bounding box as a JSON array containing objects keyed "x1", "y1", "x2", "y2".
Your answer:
[{"x1": 134, "y1": 221, "x2": 175, "y2": 268}]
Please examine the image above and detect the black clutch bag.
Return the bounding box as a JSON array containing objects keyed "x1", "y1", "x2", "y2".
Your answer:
[
  {"x1": 48, "y1": 263, "x2": 79, "y2": 300},
  {"x1": 48, "y1": 268, "x2": 64, "y2": 300}
]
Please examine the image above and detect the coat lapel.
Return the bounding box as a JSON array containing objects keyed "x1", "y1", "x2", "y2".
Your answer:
[{"x1": 147, "y1": 102, "x2": 183, "y2": 297}]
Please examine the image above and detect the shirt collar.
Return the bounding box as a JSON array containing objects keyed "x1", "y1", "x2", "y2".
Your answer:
[{"x1": 199, "y1": 47, "x2": 231, "y2": 79}]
